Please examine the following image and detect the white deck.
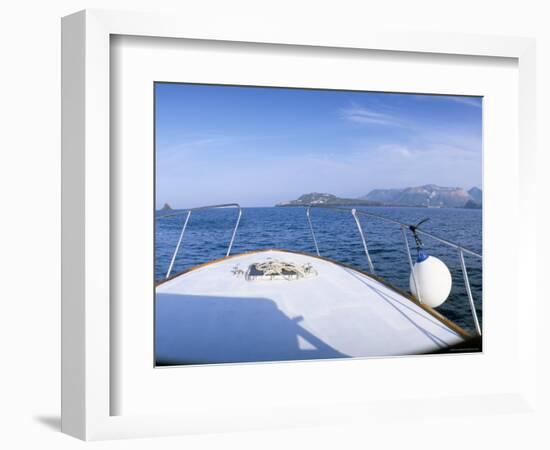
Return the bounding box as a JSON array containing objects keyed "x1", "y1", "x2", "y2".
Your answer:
[{"x1": 155, "y1": 250, "x2": 464, "y2": 365}]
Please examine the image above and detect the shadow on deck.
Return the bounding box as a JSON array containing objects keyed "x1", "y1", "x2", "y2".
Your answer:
[{"x1": 155, "y1": 293, "x2": 349, "y2": 366}]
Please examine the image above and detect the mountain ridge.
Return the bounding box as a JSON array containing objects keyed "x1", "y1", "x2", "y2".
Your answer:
[
  {"x1": 363, "y1": 184, "x2": 479, "y2": 208},
  {"x1": 277, "y1": 185, "x2": 482, "y2": 208}
]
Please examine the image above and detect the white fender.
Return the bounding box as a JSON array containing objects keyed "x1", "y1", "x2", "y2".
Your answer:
[{"x1": 409, "y1": 254, "x2": 452, "y2": 308}]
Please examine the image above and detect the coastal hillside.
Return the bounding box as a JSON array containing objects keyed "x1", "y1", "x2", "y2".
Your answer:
[
  {"x1": 468, "y1": 187, "x2": 483, "y2": 204},
  {"x1": 276, "y1": 193, "x2": 381, "y2": 207},
  {"x1": 362, "y1": 184, "x2": 481, "y2": 208},
  {"x1": 277, "y1": 185, "x2": 482, "y2": 208}
]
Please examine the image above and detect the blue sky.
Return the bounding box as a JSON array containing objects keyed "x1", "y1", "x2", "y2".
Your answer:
[{"x1": 155, "y1": 83, "x2": 482, "y2": 208}]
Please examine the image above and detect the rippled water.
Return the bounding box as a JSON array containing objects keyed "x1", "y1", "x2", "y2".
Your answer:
[{"x1": 156, "y1": 206, "x2": 482, "y2": 333}]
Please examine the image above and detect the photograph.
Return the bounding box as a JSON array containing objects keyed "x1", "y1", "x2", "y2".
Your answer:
[{"x1": 154, "y1": 83, "x2": 483, "y2": 366}]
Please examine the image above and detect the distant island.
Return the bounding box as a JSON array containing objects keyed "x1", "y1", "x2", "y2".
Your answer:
[
  {"x1": 276, "y1": 185, "x2": 482, "y2": 209},
  {"x1": 156, "y1": 203, "x2": 173, "y2": 214},
  {"x1": 276, "y1": 193, "x2": 382, "y2": 207}
]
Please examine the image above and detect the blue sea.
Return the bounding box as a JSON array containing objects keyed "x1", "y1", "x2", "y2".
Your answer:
[{"x1": 155, "y1": 206, "x2": 482, "y2": 333}]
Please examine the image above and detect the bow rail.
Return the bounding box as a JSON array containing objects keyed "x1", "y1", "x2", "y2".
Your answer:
[
  {"x1": 157, "y1": 202, "x2": 482, "y2": 335},
  {"x1": 158, "y1": 203, "x2": 242, "y2": 279},
  {"x1": 303, "y1": 204, "x2": 482, "y2": 335}
]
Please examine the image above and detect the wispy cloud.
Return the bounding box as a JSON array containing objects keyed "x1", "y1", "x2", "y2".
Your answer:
[
  {"x1": 340, "y1": 103, "x2": 403, "y2": 127},
  {"x1": 445, "y1": 96, "x2": 482, "y2": 108},
  {"x1": 159, "y1": 133, "x2": 238, "y2": 150},
  {"x1": 157, "y1": 133, "x2": 265, "y2": 161},
  {"x1": 410, "y1": 94, "x2": 482, "y2": 109}
]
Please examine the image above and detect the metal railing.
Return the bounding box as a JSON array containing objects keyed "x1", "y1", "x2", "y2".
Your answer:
[
  {"x1": 157, "y1": 202, "x2": 482, "y2": 335},
  {"x1": 158, "y1": 203, "x2": 242, "y2": 279},
  {"x1": 304, "y1": 205, "x2": 482, "y2": 335}
]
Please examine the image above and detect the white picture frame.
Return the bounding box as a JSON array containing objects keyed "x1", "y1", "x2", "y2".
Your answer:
[{"x1": 61, "y1": 9, "x2": 537, "y2": 441}]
